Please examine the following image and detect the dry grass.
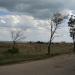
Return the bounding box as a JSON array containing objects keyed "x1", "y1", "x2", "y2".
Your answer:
[
  {"x1": 0, "y1": 42, "x2": 74, "y2": 65},
  {"x1": 0, "y1": 43, "x2": 73, "y2": 54}
]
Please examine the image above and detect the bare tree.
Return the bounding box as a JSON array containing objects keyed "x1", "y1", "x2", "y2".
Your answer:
[
  {"x1": 48, "y1": 12, "x2": 65, "y2": 55},
  {"x1": 10, "y1": 29, "x2": 26, "y2": 49}
]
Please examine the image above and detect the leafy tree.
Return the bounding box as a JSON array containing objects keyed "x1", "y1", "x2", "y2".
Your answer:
[
  {"x1": 68, "y1": 15, "x2": 75, "y2": 52},
  {"x1": 48, "y1": 12, "x2": 65, "y2": 55}
]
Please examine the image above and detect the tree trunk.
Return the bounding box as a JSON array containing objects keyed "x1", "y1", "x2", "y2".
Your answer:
[
  {"x1": 48, "y1": 39, "x2": 52, "y2": 55},
  {"x1": 13, "y1": 41, "x2": 16, "y2": 49},
  {"x1": 73, "y1": 34, "x2": 75, "y2": 53},
  {"x1": 74, "y1": 41, "x2": 75, "y2": 52}
]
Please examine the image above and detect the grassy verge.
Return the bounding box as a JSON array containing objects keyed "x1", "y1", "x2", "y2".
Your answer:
[
  {"x1": 0, "y1": 51, "x2": 72, "y2": 66},
  {"x1": 0, "y1": 53, "x2": 48, "y2": 65}
]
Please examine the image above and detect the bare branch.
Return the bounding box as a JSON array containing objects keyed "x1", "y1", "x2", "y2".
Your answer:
[{"x1": 10, "y1": 29, "x2": 26, "y2": 48}]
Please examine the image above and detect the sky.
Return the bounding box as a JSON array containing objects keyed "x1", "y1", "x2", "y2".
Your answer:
[{"x1": 0, "y1": 0, "x2": 75, "y2": 42}]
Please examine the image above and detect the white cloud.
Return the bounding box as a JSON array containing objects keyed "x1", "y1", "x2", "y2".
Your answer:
[
  {"x1": 0, "y1": 14, "x2": 50, "y2": 30},
  {"x1": 0, "y1": 14, "x2": 50, "y2": 41}
]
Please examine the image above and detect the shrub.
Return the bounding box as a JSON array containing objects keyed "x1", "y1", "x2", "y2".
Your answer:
[{"x1": 5, "y1": 48, "x2": 19, "y2": 54}]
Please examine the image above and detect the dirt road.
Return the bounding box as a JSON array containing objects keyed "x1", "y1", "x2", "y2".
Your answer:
[{"x1": 0, "y1": 54, "x2": 75, "y2": 75}]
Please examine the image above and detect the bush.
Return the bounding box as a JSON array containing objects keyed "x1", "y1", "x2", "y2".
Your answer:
[{"x1": 6, "y1": 48, "x2": 19, "y2": 54}]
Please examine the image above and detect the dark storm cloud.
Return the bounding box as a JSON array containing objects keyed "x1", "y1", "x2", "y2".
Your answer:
[{"x1": 0, "y1": 0, "x2": 74, "y2": 19}]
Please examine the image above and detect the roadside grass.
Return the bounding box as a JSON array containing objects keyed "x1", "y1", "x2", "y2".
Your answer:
[{"x1": 0, "y1": 43, "x2": 73, "y2": 65}]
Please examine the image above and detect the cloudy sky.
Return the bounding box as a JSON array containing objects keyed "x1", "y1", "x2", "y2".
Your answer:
[{"x1": 0, "y1": 0, "x2": 75, "y2": 42}]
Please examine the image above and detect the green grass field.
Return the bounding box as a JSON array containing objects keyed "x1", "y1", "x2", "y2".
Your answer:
[{"x1": 0, "y1": 42, "x2": 74, "y2": 65}]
